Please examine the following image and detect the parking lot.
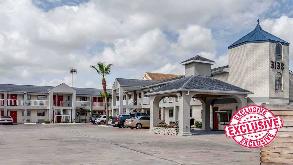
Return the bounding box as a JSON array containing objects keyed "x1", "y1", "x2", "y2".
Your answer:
[{"x1": 0, "y1": 124, "x2": 259, "y2": 165}]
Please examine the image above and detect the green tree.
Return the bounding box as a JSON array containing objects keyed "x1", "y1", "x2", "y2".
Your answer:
[{"x1": 91, "y1": 62, "x2": 112, "y2": 124}]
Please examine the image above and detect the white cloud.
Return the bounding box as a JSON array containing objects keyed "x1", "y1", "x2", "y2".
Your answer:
[
  {"x1": 153, "y1": 63, "x2": 183, "y2": 75},
  {"x1": 262, "y1": 16, "x2": 293, "y2": 68},
  {"x1": 0, "y1": 0, "x2": 278, "y2": 87},
  {"x1": 101, "y1": 29, "x2": 171, "y2": 67},
  {"x1": 176, "y1": 25, "x2": 215, "y2": 52}
]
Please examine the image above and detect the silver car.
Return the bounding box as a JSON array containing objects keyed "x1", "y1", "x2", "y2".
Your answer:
[{"x1": 0, "y1": 116, "x2": 13, "y2": 125}]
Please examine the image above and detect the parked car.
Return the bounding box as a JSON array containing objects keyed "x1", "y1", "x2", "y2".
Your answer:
[
  {"x1": 112, "y1": 114, "x2": 131, "y2": 128},
  {"x1": 125, "y1": 116, "x2": 150, "y2": 129},
  {"x1": 94, "y1": 115, "x2": 107, "y2": 125},
  {"x1": 89, "y1": 114, "x2": 99, "y2": 124},
  {"x1": 0, "y1": 116, "x2": 13, "y2": 125},
  {"x1": 129, "y1": 112, "x2": 148, "y2": 118}
]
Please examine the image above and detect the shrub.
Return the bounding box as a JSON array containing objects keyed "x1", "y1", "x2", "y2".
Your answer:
[
  {"x1": 44, "y1": 120, "x2": 50, "y2": 124},
  {"x1": 194, "y1": 121, "x2": 202, "y2": 128},
  {"x1": 156, "y1": 121, "x2": 178, "y2": 128}
]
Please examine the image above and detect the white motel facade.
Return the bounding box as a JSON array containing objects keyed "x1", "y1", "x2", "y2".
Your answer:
[
  {"x1": 0, "y1": 83, "x2": 111, "y2": 123},
  {"x1": 1, "y1": 21, "x2": 292, "y2": 136}
]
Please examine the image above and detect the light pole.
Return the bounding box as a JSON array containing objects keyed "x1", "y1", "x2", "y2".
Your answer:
[{"x1": 70, "y1": 68, "x2": 77, "y2": 87}]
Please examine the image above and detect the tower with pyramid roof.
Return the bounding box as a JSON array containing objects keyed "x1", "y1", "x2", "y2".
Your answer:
[{"x1": 227, "y1": 20, "x2": 290, "y2": 105}]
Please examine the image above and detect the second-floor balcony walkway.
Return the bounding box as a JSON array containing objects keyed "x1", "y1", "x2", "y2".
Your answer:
[
  {"x1": 27, "y1": 100, "x2": 48, "y2": 106},
  {"x1": 76, "y1": 101, "x2": 90, "y2": 107},
  {"x1": 53, "y1": 101, "x2": 72, "y2": 107}
]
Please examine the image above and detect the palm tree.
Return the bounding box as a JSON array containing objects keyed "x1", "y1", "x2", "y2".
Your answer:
[{"x1": 91, "y1": 62, "x2": 112, "y2": 124}]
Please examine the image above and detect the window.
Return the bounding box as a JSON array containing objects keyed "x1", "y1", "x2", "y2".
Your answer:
[
  {"x1": 37, "y1": 95, "x2": 47, "y2": 100},
  {"x1": 37, "y1": 110, "x2": 46, "y2": 116},
  {"x1": 190, "y1": 108, "x2": 192, "y2": 118},
  {"x1": 67, "y1": 96, "x2": 71, "y2": 101},
  {"x1": 27, "y1": 110, "x2": 31, "y2": 116},
  {"x1": 80, "y1": 97, "x2": 87, "y2": 101},
  {"x1": 140, "y1": 116, "x2": 150, "y2": 120},
  {"x1": 275, "y1": 43, "x2": 282, "y2": 61},
  {"x1": 169, "y1": 109, "x2": 174, "y2": 118},
  {"x1": 219, "y1": 110, "x2": 232, "y2": 123},
  {"x1": 275, "y1": 72, "x2": 283, "y2": 91}
]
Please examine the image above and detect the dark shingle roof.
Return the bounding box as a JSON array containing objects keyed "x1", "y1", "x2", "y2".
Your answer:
[
  {"x1": 74, "y1": 88, "x2": 111, "y2": 96},
  {"x1": 116, "y1": 78, "x2": 157, "y2": 87},
  {"x1": 0, "y1": 84, "x2": 109, "y2": 96},
  {"x1": 181, "y1": 55, "x2": 215, "y2": 65},
  {"x1": 149, "y1": 76, "x2": 251, "y2": 94},
  {"x1": 211, "y1": 65, "x2": 229, "y2": 76},
  {"x1": 0, "y1": 84, "x2": 52, "y2": 93},
  {"x1": 228, "y1": 22, "x2": 289, "y2": 49}
]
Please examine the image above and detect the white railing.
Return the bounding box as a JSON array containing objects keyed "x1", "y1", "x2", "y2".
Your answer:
[
  {"x1": 92, "y1": 102, "x2": 104, "y2": 107},
  {"x1": 54, "y1": 101, "x2": 72, "y2": 107},
  {"x1": 7, "y1": 99, "x2": 24, "y2": 106},
  {"x1": 0, "y1": 99, "x2": 4, "y2": 106},
  {"x1": 76, "y1": 101, "x2": 90, "y2": 107},
  {"x1": 27, "y1": 100, "x2": 48, "y2": 106}
]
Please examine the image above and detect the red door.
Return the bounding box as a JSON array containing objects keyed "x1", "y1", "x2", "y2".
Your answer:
[
  {"x1": 53, "y1": 95, "x2": 56, "y2": 106},
  {"x1": 10, "y1": 94, "x2": 17, "y2": 106},
  {"x1": 93, "y1": 97, "x2": 97, "y2": 102},
  {"x1": 10, "y1": 111, "x2": 17, "y2": 123},
  {"x1": 57, "y1": 96, "x2": 63, "y2": 106},
  {"x1": 213, "y1": 108, "x2": 219, "y2": 130},
  {"x1": 93, "y1": 97, "x2": 99, "y2": 106},
  {"x1": 54, "y1": 95, "x2": 64, "y2": 106}
]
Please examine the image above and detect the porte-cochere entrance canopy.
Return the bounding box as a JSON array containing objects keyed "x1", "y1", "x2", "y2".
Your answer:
[{"x1": 145, "y1": 75, "x2": 251, "y2": 136}]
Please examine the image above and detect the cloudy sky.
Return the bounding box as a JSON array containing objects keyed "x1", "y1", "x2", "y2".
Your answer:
[{"x1": 0, "y1": 0, "x2": 293, "y2": 89}]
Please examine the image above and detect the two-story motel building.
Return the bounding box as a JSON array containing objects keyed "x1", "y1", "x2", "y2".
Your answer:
[
  {"x1": 1, "y1": 21, "x2": 291, "y2": 135},
  {"x1": 111, "y1": 21, "x2": 293, "y2": 135},
  {"x1": 0, "y1": 83, "x2": 111, "y2": 123}
]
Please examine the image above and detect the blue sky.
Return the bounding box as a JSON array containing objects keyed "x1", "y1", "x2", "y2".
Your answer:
[{"x1": 0, "y1": 0, "x2": 293, "y2": 89}]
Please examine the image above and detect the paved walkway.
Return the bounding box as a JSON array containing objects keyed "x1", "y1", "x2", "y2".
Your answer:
[{"x1": 0, "y1": 124, "x2": 260, "y2": 165}]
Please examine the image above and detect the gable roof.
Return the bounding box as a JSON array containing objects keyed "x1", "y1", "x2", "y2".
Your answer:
[
  {"x1": 143, "y1": 72, "x2": 180, "y2": 81},
  {"x1": 0, "y1": 84, "x2": 110, "y2": 96},
  {"x1": 228, "y1": 21, "x2": 289, "y2": 49},
  {"x1": 148, "y1": 76, "x2": 251, "y2": 95},
  {"x1": 0, "y1": 84, "x2": 52, "y2": 93},
  {"x1": 74, "y1": 88, "x2": 111, "y2": 96},
  {"x1": 181, "y1": 55, "x2": 215, "y2": 65}
]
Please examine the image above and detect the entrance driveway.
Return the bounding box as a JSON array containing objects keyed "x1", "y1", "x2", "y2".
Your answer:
[{"x1": 0, "y1": 124, "x2": 259, "y2": 165}]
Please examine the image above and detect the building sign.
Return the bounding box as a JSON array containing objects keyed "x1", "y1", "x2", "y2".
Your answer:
[
  {"x1": 225, "y1": 105, "x2": 283, "y2": 148},
  {"x1": 271, "y1": 61, "x2": 284, "y2": 70}
]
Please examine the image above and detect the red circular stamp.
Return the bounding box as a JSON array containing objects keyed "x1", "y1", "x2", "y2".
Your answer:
[{"x1": 225, "y1": 105, "x2": 283, "y2": 148}]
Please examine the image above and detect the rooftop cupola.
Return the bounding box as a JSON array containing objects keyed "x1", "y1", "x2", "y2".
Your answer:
[
  {"x1": 181, "y1": 55, "x2": 214, "y2": 77},
  {"x1": 228, "y1": 19, "x2": 289, "y2": 49}
]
